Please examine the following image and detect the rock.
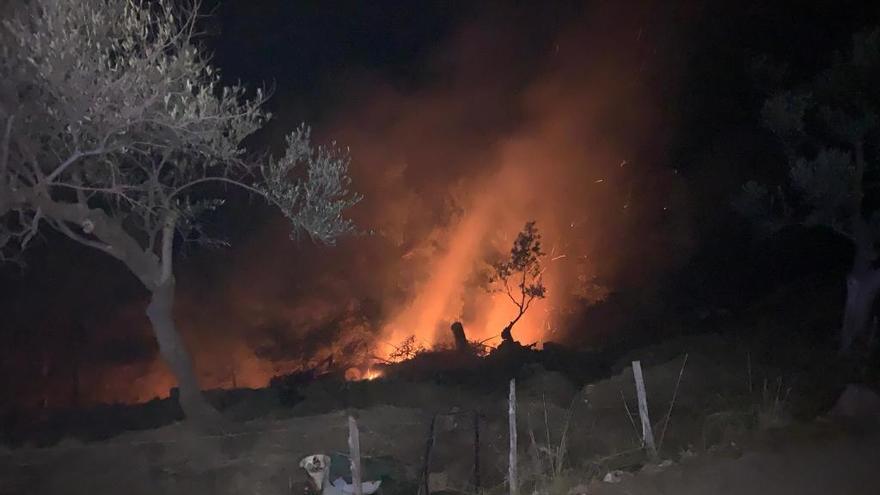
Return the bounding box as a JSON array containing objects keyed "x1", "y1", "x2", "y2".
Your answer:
[
  {"x1": 830, "y1": 384, "x2": 880, "y2": 424},
  {"x1": 427, "y1": 472, "x2": 449, "y2": 492},
  {"x1": 602, "y1": 470, "x2": 628, "y2": 483},
  {"x1": 679, "y1": 447, "x2": 697, "y2": 460},
  {"x1": 640, "y1": 459, "x2": 675, "y2": 474}
]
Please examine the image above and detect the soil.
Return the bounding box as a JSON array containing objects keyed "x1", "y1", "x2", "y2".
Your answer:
[{"x1": 1, "y1": 334, "x2": 879, "y2": 495}]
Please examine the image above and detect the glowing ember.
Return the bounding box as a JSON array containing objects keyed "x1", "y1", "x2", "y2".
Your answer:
[
  {"x1": 363, "y1": 369, "x2": 383, "y2": 381},
  {"x1": 343, "y1": 367, "x2": 384, "y2": 381}
]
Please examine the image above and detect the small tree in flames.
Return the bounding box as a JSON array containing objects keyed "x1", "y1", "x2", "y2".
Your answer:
[{"x1": 491, "y1": 221, "x2": 547, "y2": 343}]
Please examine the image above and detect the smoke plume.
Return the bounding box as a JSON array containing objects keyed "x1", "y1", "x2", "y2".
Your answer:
[{"x1": 28, "y1": 1, "x2": 696, "y2": 404}]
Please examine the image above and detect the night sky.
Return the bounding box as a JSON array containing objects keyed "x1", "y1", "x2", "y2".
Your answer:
[{"x1": 2, "y1": 0, "x2": 879, "y2": 408}]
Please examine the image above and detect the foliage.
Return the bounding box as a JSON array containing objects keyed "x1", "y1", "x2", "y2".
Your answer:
[
  {"x1": 0, "y1": 0, "x2": 361, "y2": 419},
  {"x1": 734, "y1": 29, "x2": 880, "y2": 245},
  {"x1": 735, "y1": 29, "x2": 880, "y2": 353},
  {"x1": 490, "y1": 221, "x2": 547, "y2": 334},
  {"x1": 0, "y1": 0, "x2": 359, "y2": 273}
]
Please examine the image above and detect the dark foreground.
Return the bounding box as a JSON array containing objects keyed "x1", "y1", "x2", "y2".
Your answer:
[{"x1": 2, "y1": 333, "x2": 879, "y2": 495}]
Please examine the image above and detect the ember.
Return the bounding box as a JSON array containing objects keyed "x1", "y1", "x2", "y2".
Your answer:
[{"x1": 363, "y1": 369, "x2": 383, "y2": 381}]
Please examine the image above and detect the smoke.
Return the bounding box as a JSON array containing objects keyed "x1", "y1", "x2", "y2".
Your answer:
[
  {"x1": 316, "y1": 2, "x2": 694, "y2": 352},
  {"x1": 38, "y1": 1, "x2": 695, "y2": 404}
]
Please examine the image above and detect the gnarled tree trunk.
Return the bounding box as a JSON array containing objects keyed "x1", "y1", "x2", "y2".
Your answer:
[
  {"x1": 840, "y1": 267, "x2": 880, "y2": 354},
  {"x1": 19, "y1": 190, "x2": 221, "y2": 423},
  {"x1": 146, "y1": 279, "x2": 219, "y2": 423},
  {"x1": 841, "y1": 142, "x2": 880, "y2": 355},
  {"x1": 143, "y1": 212, "x2": 220, "y2": 425}
]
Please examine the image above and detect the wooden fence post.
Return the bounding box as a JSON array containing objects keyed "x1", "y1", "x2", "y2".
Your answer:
[
  {"x1": 474, "y1": 411, "x2": 481, "y2": 494},
  {"x1": 348, "y1": 415, "x2": 364, "y2": 495},
  {"x1": 632, "y1": 361, "x2": 658, "y2": 461},
  {"x1": 509, "y1": 379, "x2": 518, "y2": 495},
  {"x1": 422, "y1": 414, "x2": 437, "y2": 495}
]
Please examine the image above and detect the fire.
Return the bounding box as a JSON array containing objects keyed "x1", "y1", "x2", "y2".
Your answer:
[
  {"x1": 363, "y1": 368, "x2": 383, "y2": 381},
  {"x1": 376, "y1": 161, "x2": 567, "y2": 360},
  {"x1": 344, "y1": 367, "x2": 383, "y2": 381},
  {"x1": 18, "y1": 1, "x2": 692, "y2": 409}
]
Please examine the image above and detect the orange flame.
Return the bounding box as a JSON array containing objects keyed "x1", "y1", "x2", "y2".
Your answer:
[
  {"x1": 377, "y1": 160, "x2": 569, "y2": 359},
  {"x1": 363, "y1": 368, "x2": 383, "y2": 380}
]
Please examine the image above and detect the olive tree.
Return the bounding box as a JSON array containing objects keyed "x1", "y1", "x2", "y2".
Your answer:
[
  {"x1": 736, "y1": 29, "x2": 880, "y2": 354},
  {"x1": 0, "y1": 0, "x2": 359, "y2": 421}
]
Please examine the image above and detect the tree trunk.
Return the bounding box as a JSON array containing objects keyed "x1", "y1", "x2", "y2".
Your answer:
[
  {"x1": 841, "y1": 267, "x2": 880, "y2": 354},
  {"x1": 451, "y1": 322, "x2": 469, "y2": 353},
  {"x1": 501, "y1": 311, "x2": 524, "y2": 344},
  {"x1": 842, "y1": 141, "x2": 879, "y2": 355},
  {"x1": 508, "y1": 379, "x2": 518, "y2": 495},
  {"x1": 146, "y1": 280, "x2": 219, "y2": 423}
]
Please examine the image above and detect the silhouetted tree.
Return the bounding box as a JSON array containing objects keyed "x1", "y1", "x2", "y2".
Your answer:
[
  {"x1": 736, "y1": 29, "x2": 880, "y2": 353},
  {"x1": 0, "y1": 0, "x2": 359, "y2": 423},
  {"x1": 491, "y1": 221, "x2": 546, "y2": 343},
  {"x1": 388, "y1": 335, "x2": 426, "y2": 362}
]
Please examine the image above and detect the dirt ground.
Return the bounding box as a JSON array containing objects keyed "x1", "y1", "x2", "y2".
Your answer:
[
  {"x1": 2, "y1": 407, "x2": 878, "y2": 495},
  {"x1": 587, "y1": 425, "x2": 880, "y2": 495},
  {"x1": 0, "y1": 406, "x2": 429, "y2": 495},
  {"x1": 2, "y1": 335, "x2": 879, "y2": 494}
]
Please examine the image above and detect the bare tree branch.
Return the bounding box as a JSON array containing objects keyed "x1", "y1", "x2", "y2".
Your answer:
[
  {"x1": 47, "y1": 217, "x2": 115, "y2": 256},
  {"x1": 169, "y1": 176, "x2": 265, "y2": 201},
  {"x1": 45, "y1": 143, "x2": 112, "y2": 182}
]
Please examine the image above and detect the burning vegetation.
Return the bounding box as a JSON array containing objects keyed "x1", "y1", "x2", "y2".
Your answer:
[
  {"x1": 1, "y1": 0, "x2": 695, "y2": 409},
  {"x1": 3, "y1": 1, "x2": 880, "y2": 494}
]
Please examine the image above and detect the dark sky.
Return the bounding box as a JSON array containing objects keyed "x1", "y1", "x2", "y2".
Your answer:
[
  {"x1": 201, "y1": 1, "x2": 469, "y2": 120},
  {"x1": 1, "y1": 0, "x2": 879, "y2": 407}
]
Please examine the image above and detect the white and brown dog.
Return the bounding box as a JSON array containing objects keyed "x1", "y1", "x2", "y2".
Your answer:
[
  {"x1": 299, "y1": 454, "x2": 382, "y2": 495},
  {"x1": 299, "y1": 454, "x2": 332, "y2": 493}
]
